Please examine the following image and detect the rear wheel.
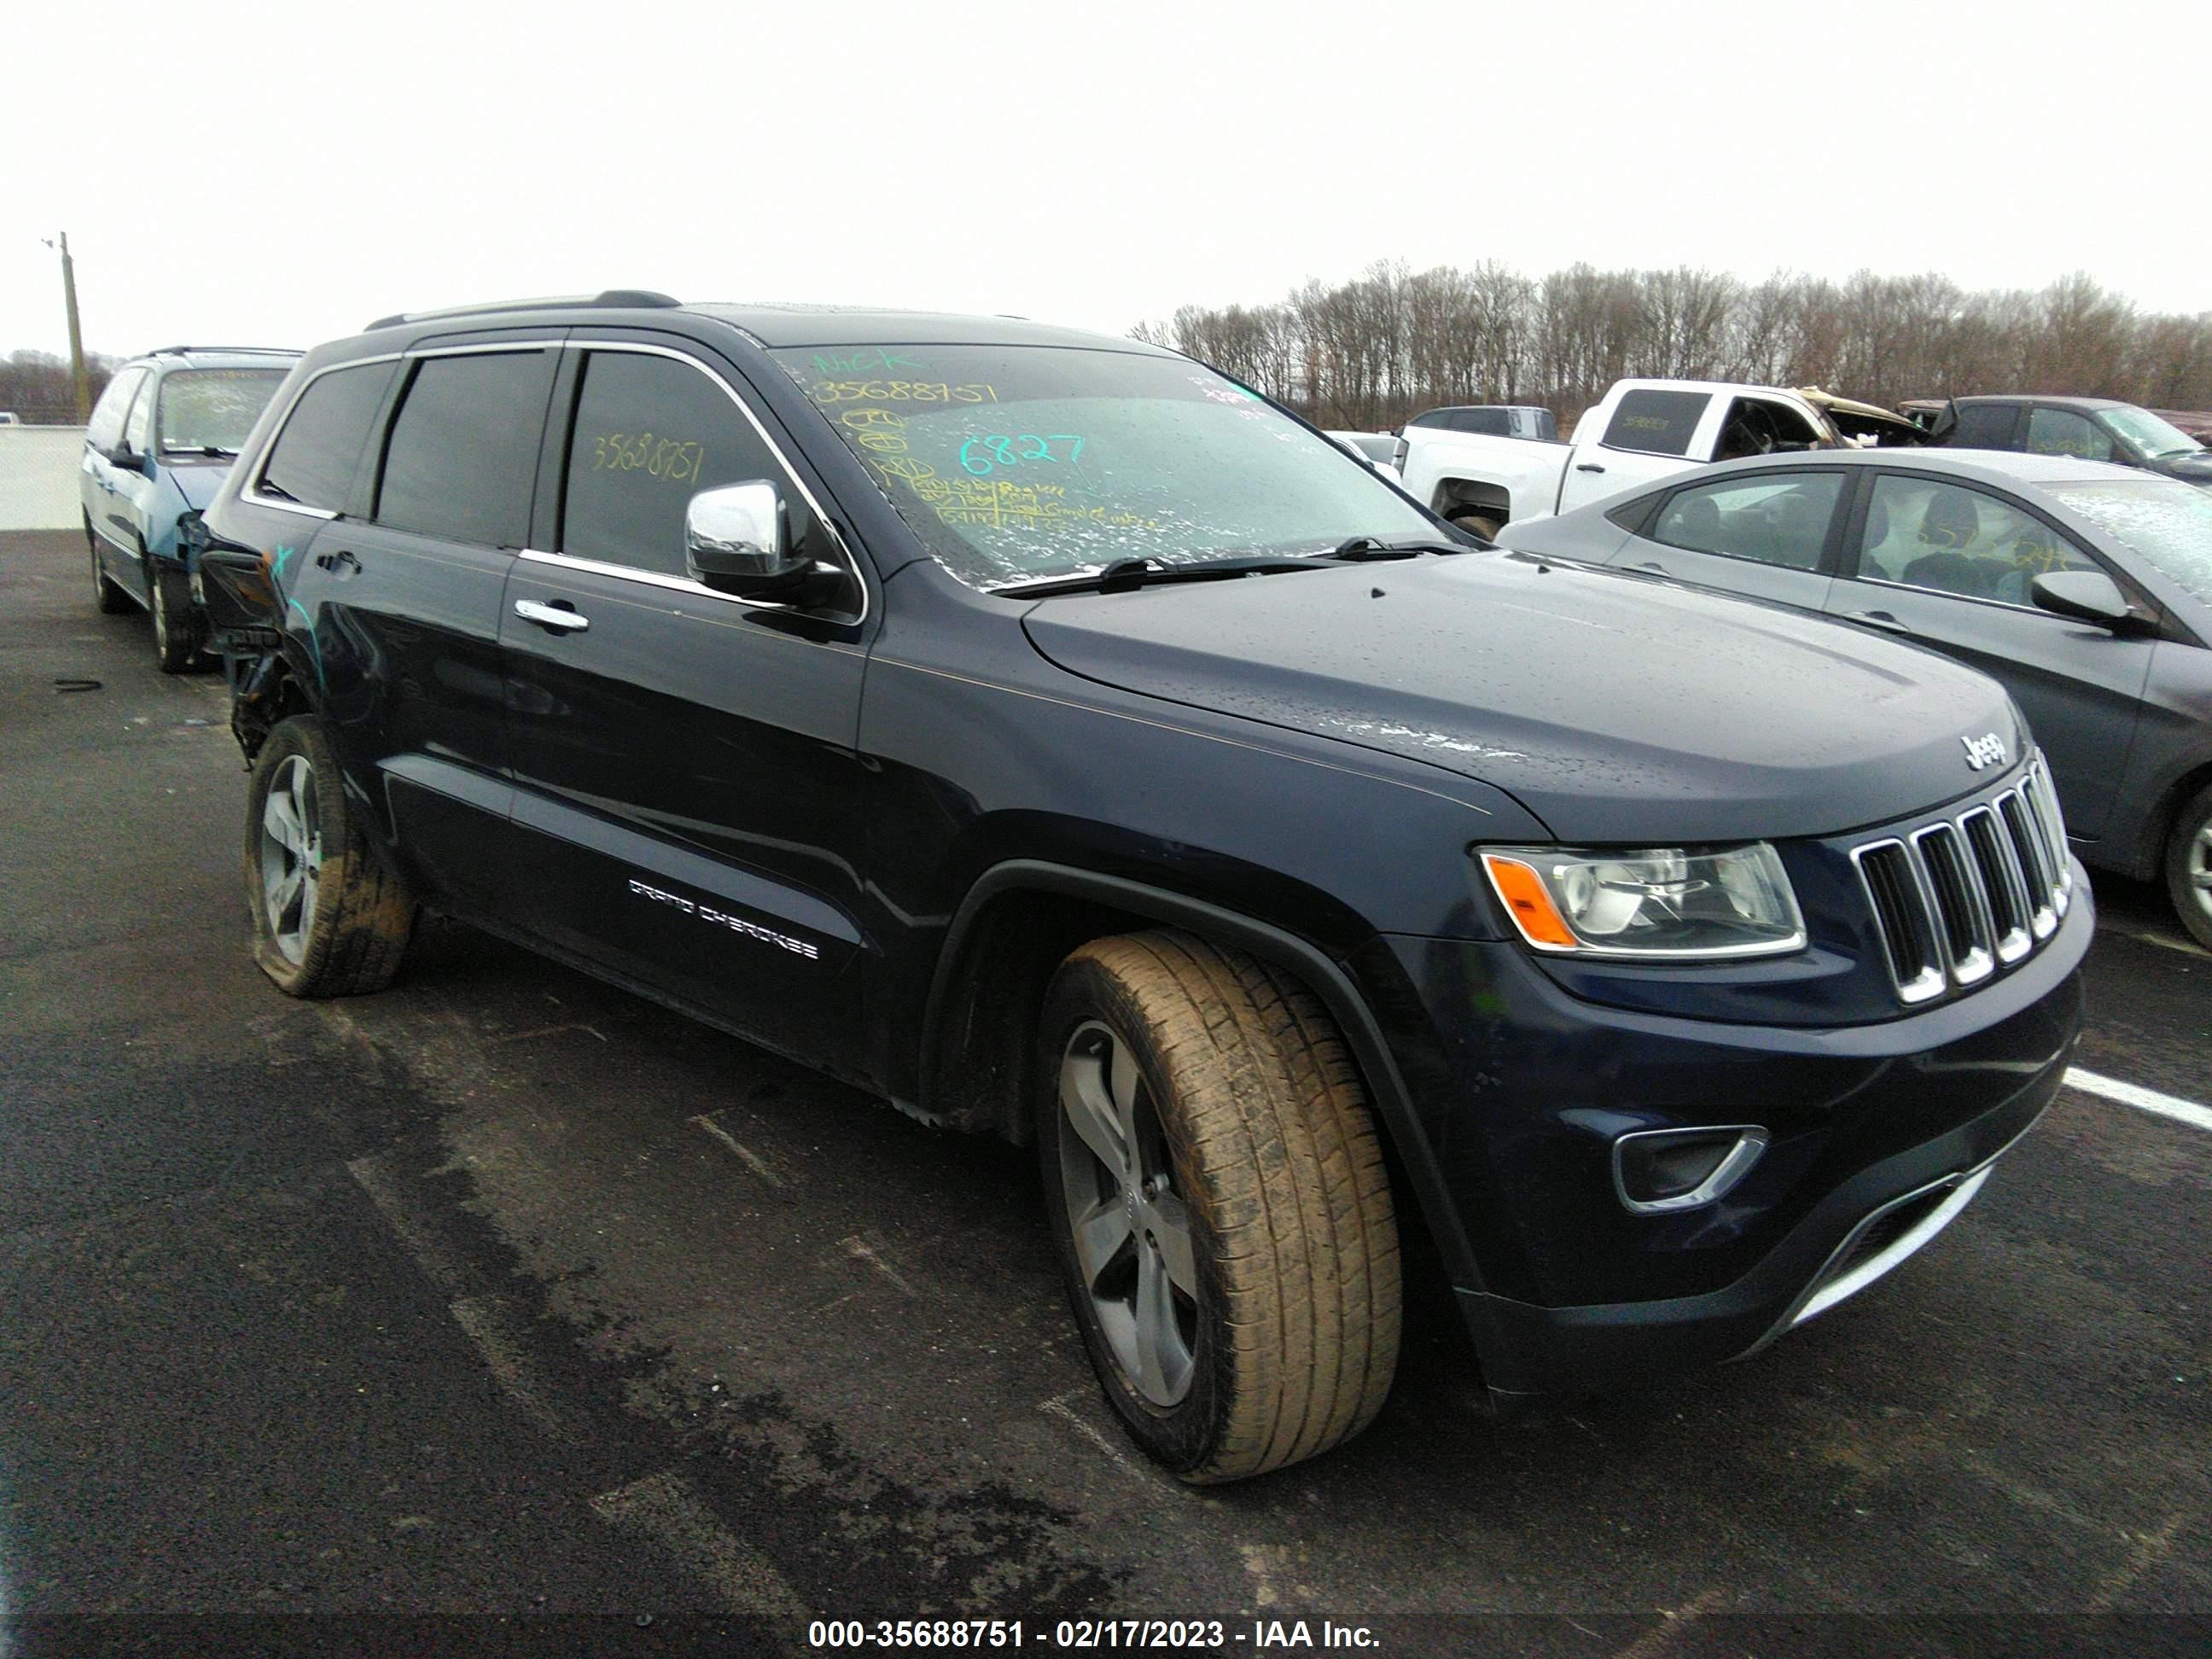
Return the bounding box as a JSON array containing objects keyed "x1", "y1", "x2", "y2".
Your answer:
[
  {"x1": 245, "y1": 715, "x2": 416, "y2": 997},
  {"x1": 1036, "y1": 930, "x2": 1400, "y2": 1482},
  {"x1": 2163, "y1": 782, "x2": 2212, "y2": 952},
  {"x1": 87, "y1": 520, "x2": 130, "y2": 614},
  {"x1": 149, "y1": 558, "x2": 201, "y2": 673}
]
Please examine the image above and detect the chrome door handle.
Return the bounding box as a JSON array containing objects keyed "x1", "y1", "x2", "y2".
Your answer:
[{"x1": 515, "y1": 599, "x2": 589, "y2": 632}]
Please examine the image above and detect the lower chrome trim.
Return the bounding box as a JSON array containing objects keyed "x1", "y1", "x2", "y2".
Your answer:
[
  {"x1": 1791, "y1": 1167, "x2": 1988, "y2": 1326},
  {"x1": 1732, "y1": 1105, "x2": 2046, "y2": 1365},
  {"x1": 1611, "y1": 1125, "x2": 1770, "y2": 1215}
]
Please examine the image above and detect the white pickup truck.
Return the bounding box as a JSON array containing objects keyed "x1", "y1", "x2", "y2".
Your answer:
[{"x1": 1397, "y1": 378, "x2": 1913, "y2": 538}]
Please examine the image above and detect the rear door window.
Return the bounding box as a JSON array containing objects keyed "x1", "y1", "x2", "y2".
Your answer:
[
  {"x1": 375, "y1": 352, "x2": 555, "y2": 546},
  {"x1": 557, "y1": 348, "x2": 818, "y2": 579},
  {"x1": 1650, "y1": 473, "x2": 1843, "y2": 569},
  {"x1": 259, "y1": 360, "x2": 399, "y2": 515},
  {"x1": 1947, "y1": 404, "x2": 2021, "y2": 450},
  {"x1": 1602, "y1": 389, "x2": 1709, "y2": 457}
]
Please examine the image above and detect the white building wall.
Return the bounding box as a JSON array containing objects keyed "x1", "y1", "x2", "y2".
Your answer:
[{"x1": 0, "y1": 428, "x2": 88, "y2": 531}]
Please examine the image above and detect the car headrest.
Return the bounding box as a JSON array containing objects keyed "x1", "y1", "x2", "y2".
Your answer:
[
  {"x1": 1673, "y1": 494, "x2": 1721, "y2": 548},
  {"x1": 1918, "y1": 491, "x2": 1980, "y2": 549}
]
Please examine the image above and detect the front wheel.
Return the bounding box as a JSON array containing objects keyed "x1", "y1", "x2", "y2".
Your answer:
[
  {"x1": 2163, "y1": 783, "x2": 2212, "y2": 952},
  {"x1": 149, "y1": 558, "x2": 202, "y2": 673},
  {"x1": 245, "y1": 715, "x2": 416, "y2": 997},
  {"x1": 1036, "y1": 930, "x2": 1400, "y2": 1482}
]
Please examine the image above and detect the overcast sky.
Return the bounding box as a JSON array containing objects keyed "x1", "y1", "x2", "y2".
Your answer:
[{"x1": 4, "y1": 0, "x2": 2204, "y2": 361}]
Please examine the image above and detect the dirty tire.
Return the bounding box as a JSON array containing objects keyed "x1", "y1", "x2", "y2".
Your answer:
[
  {"x1": 89, "y1": 521, "x2": 131, "y2": 614},
  {"x1": 244, "y1": 715, "x2": 416, "y2": 997},
  {"x1": 150, "y1": 558, "x2": 201, "y2": 673},
  {"x1": 1036, "y1": 929, "x2": 1400, "y2": 1482},
  {"x1": 1448, "y1": 510, "x2": 1501, "y2": 542},
  {"x1": 2163, "y1": 781, "x2": 2212, "y2": 952}
]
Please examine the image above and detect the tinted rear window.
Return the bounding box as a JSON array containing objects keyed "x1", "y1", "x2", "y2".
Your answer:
[
  {"x1": 1603, "y1": 389, "x2": 1708, "y2": 457},
  {"x1": 375, "y1": 352, "x2": 551, "y2": 546},
  {"x1": 259, "y1": 361, "x2": 398, "y2": 514},
  {"x1": 1947, "y1": 405, "x2": 2019, "y2": 449}
]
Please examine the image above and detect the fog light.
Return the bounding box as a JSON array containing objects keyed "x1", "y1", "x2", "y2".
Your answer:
[{"x1": 1613, "y1": 1126, "x2": 1768, "y2": 1214}]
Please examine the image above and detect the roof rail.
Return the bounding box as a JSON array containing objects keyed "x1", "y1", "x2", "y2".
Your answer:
[
  {"x1": 363, "y1": 289, "x2": 682, "y2": 331},
  {"x1": 145, "y1": 345, "x2": 303, "y2": 358}
]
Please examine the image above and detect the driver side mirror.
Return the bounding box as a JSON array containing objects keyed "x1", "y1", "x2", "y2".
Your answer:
[
  {"x1": 2031, "y1": 569, "x2": 2142, "y2": 631},
  {"x1": 684, "y1": 480, "x2": 841, "y2": 607},
  {"x1": 107, "y1": 445, "x2": 148, "y2": 475}
]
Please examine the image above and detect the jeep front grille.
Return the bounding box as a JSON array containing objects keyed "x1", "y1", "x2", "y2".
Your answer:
[{"x1": 1850, "y1": 759, "x2": 2071, "y2": 1006}]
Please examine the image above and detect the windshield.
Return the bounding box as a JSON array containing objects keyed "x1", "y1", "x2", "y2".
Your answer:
[
  {"x1": 2096, "y1": 406, "x2": 2202, "y2": 461},
  {"x1": 2047, "y1": 478, "x2": 2212, "y2": 606},
  {"x1": 771, "y1": 345, "x2": 1437, "y2": 590},
  {"x1": 156, "y1": 368, "x2": 288, "y2": 453}
]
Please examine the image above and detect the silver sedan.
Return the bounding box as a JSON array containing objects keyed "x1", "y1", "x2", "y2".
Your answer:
[{"x1": 1497, "y1": 448, "x2": 2212, "y2": 947}]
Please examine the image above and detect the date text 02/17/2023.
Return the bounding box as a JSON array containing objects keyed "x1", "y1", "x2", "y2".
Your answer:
[{"x1": 805, "y1": 1617, "x2": 1382, "y2": 1650}]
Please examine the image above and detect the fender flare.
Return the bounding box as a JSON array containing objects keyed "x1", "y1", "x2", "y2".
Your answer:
[{"x1": 923, "y1": 859, "x2": 1484, "y2": 1293}]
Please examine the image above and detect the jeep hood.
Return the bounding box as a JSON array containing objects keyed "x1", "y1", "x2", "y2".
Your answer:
[{"x1": 1021, "y1": 553, "x2": 2027, "y2": 844}]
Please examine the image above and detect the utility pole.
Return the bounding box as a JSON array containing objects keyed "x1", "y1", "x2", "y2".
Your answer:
[{"x1": 45, "y1": 233, "x2": 90, "y2": 421}]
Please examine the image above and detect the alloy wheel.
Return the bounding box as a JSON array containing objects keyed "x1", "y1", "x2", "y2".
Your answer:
[
  {"x1": 257, "y1": 754, "x2": 323, "y2": 963},
  {"x1": 1056, "y1": 1020, "x2": 1199, "y2": 1406},
  {"x1": 2190, "y1": 818, "x2": 2212, "y2": 929}
]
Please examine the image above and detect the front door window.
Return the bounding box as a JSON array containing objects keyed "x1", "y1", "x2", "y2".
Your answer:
[
  {"x1": 558, "y1": 349, "x2": 822, "y2": 579},
  {"x1": 2025, "y1": 408, "x2": 2116, "y2": 463},
  {"x1": 1857, "y1": 475, "x2": 2100, "y2": 606}
]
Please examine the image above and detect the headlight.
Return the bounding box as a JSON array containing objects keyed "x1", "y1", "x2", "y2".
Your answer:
[{"x1": 1478, "y1": 843, "x2": 1806, "y2": 959}]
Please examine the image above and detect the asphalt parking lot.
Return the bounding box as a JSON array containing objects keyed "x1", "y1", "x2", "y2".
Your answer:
[{"x1": 2, "y1": 527, "x2": 2207, "y2": 1656}]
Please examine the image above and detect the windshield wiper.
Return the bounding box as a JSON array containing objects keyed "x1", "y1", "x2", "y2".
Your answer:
[
  {"x1": 1328, "y1": 534, "x2": 1481, "y2": 560},
  {"x1": 160, "y1": 444, "x2": 239, "y2": 457},
  {"x1": 997, "y1": 555, "x2": 1331, "y2": 598}
]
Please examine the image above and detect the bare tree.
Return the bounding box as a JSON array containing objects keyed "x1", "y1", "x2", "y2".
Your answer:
[{"x1": 1128, "y1": 261, "x2": 2212, "y2": 425}]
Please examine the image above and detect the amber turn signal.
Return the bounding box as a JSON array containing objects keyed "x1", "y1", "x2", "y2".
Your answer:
[{"x1": 1479, "y1": 853, "x2": 1580, "y2": 950}]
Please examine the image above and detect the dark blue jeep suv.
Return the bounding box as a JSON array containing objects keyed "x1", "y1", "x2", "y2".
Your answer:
[{"x1": 196, "y1": 294, "x2": 2089, "y2": 1481}]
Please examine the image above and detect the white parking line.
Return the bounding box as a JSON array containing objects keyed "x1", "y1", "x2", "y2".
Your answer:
[
  {"x1": 590, "y1": 1470, "x2": 811, "y2": 1625},
  {"x1": 690, "y1": 1112, "x2": 786, "y2": 1187},
  {"x1": 2065, "y1": 1068, "x2": 2212, "y2": 1134},
  {"x1": 2096, "y1": 922, "x2": 2210, "y2": 960}
]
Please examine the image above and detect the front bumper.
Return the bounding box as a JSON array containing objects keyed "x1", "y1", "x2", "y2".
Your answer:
[
  {"x1": 1456, "y1": 1067, "x2": 2052, "y2": 1394},
  {"x1": 1365, "y1": 862, "x2": 2090, "y2": 1395}
]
